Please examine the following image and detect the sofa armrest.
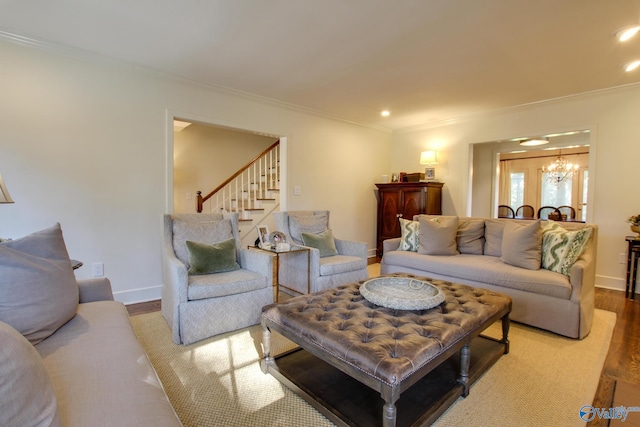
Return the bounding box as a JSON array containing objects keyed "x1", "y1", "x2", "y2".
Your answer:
[
  {"x1": 382, "y1": 238, "x2": 401, "y2": 254},
  {"x1": 78, "y1": 278, "x2": 114, "y2": 303},
  {"x1": 335, "y1": 238, "x2": 367, "y2": 258},
  {"x1": 240, "y1": 249, "x2": 274, "y2": 286}
]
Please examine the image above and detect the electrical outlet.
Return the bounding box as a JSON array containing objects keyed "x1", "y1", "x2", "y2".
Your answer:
[
  {"x1": 186, "y1": 192, "x2": 192, "y2": 200},
  {"x1": 619, "y1": 253, "x2": 627, "y2": 264},
  {"x1": 293, "y1": 186, "x2": 302, "y2": 196},
  {"x1": 92, "y1": 262, "x2": 104, "y2": 277}
]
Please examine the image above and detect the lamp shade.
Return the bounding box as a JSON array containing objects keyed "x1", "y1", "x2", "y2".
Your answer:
[
  {"x1": 0, "y1": 173, "x2": 14, "y2": 203},
  {"x1": 420, "y1": 150, "x2": 438, "y2": 165}
]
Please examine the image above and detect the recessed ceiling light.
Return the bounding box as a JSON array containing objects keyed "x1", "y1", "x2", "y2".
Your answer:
[
  {"x1": 625, "y1": 60, "x2": 640, "y2": 72},
  {"x1": 520, "y1": 138, "x2": 549, "y2": 146},
  {"x1": 381, "y1": 110, "x2": 390, "y2": 117},
  {"x1": 617, "y1": 25, "x2": 640, "y2": 42}
]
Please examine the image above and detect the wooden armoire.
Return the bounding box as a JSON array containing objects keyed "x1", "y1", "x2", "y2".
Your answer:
[{"x1": 375, "y1": 182, "x2": 444, "y2": 259}]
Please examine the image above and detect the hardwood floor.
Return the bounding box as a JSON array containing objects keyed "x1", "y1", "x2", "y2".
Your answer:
[
  {"x1": 126, "y1": 284, "x2": 640, "y2": 423},
  {"x1": 591, "y1": 288, "x2": 640, "y2": 427}
]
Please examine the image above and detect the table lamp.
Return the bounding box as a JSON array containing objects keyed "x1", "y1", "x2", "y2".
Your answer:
[{"x1": 420, "y1": 150, "x2": 438, "y2": 181}]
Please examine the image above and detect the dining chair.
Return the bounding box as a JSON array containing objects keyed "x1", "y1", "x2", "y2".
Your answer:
[
  {"x1": 557, "y1": 206, "x2": 576, "y2": 220},
  {"x1": 537, "y1": 206, "x2": 562, "y2": 220},
  {"x1": 498, "y1": 205, "x2": 515, "y2": 218},
  {"x1": 516, "y1": 205, "x2": 535, "y2": 219}
]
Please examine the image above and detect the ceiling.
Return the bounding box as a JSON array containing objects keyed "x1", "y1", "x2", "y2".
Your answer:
[{"x1": 2, "y1": 0, "x2": 640, "y2": 130}]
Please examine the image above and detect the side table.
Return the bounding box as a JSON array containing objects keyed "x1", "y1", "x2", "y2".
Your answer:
[
  {"x1": 625, "y1": 236, "x2": 640, "y2": 300},
  {"x1": 249, "y1": 245, "x2": 310, "y2": 302}
]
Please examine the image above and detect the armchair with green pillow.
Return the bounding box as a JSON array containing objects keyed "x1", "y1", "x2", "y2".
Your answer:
[
  {"x1": 162, "y1": 213, "x2": 274, "y2": 345},
  {"x1": 273, "y1": 210, "x2": 368, "y2": 295}
]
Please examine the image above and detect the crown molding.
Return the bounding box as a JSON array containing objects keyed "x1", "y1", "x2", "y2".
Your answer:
[{"x1": 0, "y1": 29, "x2": 391, "y2": 134}]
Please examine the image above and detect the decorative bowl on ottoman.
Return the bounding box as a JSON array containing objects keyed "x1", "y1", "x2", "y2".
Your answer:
[{"x1": 359, "y1": 276, "x2": 445, "y2": 310}]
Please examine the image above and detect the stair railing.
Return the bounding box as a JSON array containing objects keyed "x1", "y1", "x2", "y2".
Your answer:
[{"x1": 196, "y1": 140, "x2": 280, "y2": 214}]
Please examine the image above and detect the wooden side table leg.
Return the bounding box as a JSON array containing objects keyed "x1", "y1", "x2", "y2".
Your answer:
[
  {"x1": 632, "y1": 250, "x2": 639, "y2": 301},
  {"x1": 627, "y1": 241, "x2": 633, "y2": 299}
]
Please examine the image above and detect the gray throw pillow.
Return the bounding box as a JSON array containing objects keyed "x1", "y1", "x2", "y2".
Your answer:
[
  {"x1": 457, "y1": 218, "x2": 485, "y2": 255},
  {"x1": 484, "y1": 219, "x2": 506, "y2": 257},
  {"x1": 302, "y1": 229, "x2": 339, "y2": 257},
  {"x1": 501, "y1": 220, "x2": 542, "y2": 270},
  {"x1": 0, "y1": 321, "x2": 61, "y2": 427},
  {"x1": 288, "y1": 212, "x2": 329, "y2": 245},
  {"x1": 0, "y1": 223, "x2": 78, "y2": 345},
  {"x1": 186, "y1": 238, "x2": 240, "y2": 275},
  {"x1": 417, "y1": 216, "x2": 459, "y2": 255}
]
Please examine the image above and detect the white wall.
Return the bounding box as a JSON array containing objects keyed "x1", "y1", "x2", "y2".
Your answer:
[
  {"x1": 0, "y1": 39, "x2": 390, "y2": 303},
  {"x1": 391, "y1": 84, "x2": 640, "y2": 292}
]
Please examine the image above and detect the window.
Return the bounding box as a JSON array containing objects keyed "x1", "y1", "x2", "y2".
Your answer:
[
  {"x1": 541, "y1": 174, "x2": 572, "y2": 207},
  {"x1": 510, "y1": 172, "x2": 524, "y2": 209}
]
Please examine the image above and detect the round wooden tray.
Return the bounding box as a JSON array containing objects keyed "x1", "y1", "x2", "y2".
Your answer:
[{"x1": 360, "y1": 276, "x2": 445, "y2": 310}]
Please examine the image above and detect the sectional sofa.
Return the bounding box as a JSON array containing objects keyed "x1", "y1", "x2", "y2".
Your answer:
[{"x1": 380, "y1": 216, "x2": 597, "y2": 339}]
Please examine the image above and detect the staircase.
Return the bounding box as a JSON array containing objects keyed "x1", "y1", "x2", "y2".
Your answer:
[{"x1": 196, "y1": 140, "x2": 280, "y2": 246}]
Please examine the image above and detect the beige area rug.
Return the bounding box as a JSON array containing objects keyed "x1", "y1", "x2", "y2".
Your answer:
[{"x1": 131, "y1": 309, "x2": 616, "y2": 427}]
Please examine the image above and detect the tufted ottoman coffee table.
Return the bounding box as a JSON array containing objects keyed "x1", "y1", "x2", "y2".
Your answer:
[{"x1": 260, "y1": 274, "x2": 512, "y2": 427}]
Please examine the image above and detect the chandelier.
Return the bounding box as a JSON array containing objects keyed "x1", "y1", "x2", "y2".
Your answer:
[{"x1": 541, "y1": 153, "x2": 579, "y2": 185}]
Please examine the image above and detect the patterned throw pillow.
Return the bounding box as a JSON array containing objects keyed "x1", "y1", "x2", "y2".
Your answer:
[
  {"x1": 541, "y1": 222, "x2": 593, "y2": 276},
  {"x1": 399, "y1": 218, "x2": 420, "y2": 251}
]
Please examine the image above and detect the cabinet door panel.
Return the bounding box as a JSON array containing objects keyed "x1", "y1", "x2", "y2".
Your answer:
[
  {"x1": 380, "y1": 190, "x2": 402, "y2": 238},
  {"x1": 402, "y1": 188, "x2": 425, "y2": 221}
]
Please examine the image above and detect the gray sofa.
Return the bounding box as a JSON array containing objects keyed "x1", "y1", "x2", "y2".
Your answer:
[
  {"x1": 380, "y1": 216, "x2": 597, "y2": 339},
  {"x1": 0, "y1": 224, "x2": 181, "y2": 427}
]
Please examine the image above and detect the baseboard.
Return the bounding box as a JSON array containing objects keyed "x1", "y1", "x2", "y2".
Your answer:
[
  {"x1": 595, "y1": 274, "x2": 633, "y2": 293},
  {"x1": 113, "y1": 285, "x2": 162, "y2": 305}
]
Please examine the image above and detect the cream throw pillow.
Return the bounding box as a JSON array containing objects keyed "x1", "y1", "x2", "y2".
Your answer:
[
  {"x1": 501, "y1": 220, "x2": 542, "y2": 270},
  {"x1": 418, "y1": 216, "x2": 459, "y2": 255}
]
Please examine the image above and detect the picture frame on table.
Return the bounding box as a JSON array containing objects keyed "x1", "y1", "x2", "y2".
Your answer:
[{"x1": 256, "y1": 225, "x2": 270, "y2": 247}]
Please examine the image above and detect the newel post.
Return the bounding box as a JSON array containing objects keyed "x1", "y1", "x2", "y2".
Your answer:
[{"x1": 196, "y1": 191, "x2": 203, "y2": 213}]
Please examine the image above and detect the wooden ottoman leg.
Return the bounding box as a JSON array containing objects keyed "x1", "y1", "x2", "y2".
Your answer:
[
  {"x1": 459, "y1": 342, "x2": 470, "y2": 397},
  {"x1": 381, "y1": 386, "x2": 400, "y2": 427},
  {"x1": 260, "y1": 323, "x2": 272, "y2": 374},
  {"x1": 501, "y1": 315, "x2": 511, "y2": 354}
]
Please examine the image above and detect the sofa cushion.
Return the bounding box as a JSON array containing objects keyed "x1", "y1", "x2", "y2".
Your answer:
[
  {"x1": 382, "y1": 251, "x2": 571, "y2": 299},
  {"x1": 172, "y1": 218, "x2": 234, "y2": 266},
  {"x1": 302, "y1": 229, "x2": 339, "y2": 257},
  {"x1": 542, "y1": 221, "x2": 594, "y2": 276},
  {"x1": 0, "y1": 321, "x2": 61, "y2": 427},
  {"x1": 484, "y1": 219, "x2": 505, "y2": 257},
  {"x1": 418, "y1": 216, "x2": 459, "y2": 255},
  {"x1": 35, "y1": 301, "x2": 180, "y2": 426},
  {"x1": 188, "y1": 269, "x2": 268, "y2": 300},
  {"x1": 288, "y1": 212, "x2": 329, "y2": 245},
  {"x1": 501, "y1": 220, "x2": 542, "y2": 270},
  {"x1": 0, "y1": 223, "x2": 78, "y2": 345},
  {"x1": 399, "y1": 218, "x2": 420, "y2": 251},
  {"x1": 457, "y1": 218, "x2": 485, "y2": 255},
  {"x1": 186, "y1": 238, "x2": 240, "y2": 275}
]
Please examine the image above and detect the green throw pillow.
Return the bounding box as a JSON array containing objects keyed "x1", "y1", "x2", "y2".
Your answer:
[
  {"x1": 186, "y1": 238, "x2": 240, "y2": 275},
  {"x1": 541, "y1": 222, "x2": 593, "y2": 276},
  {"x1": 399, "y1": 218, "x2": 420, "y2": 251},
  {"x1": 302, "y1": 229, "x2": 338, "y2": 258}
]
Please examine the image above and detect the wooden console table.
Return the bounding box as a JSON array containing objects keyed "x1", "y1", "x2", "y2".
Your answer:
[{"x1": 625, "y1": 236, "x2": 640, "y2": 300}]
